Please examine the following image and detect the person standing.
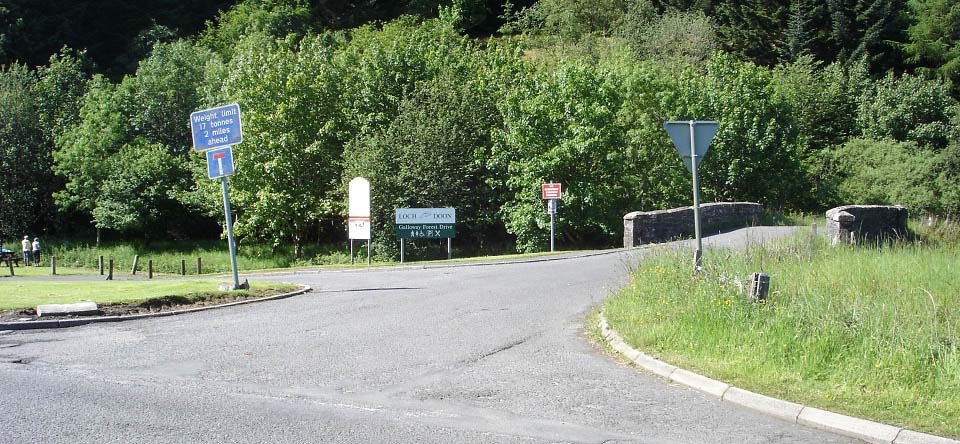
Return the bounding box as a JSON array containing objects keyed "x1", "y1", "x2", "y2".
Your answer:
[
  {"x1": 21, "y1": 235, "x2": 31, "y2": 266},
  {"x1": 32, "y1": 237, "x2": 41, "y2": 265}
]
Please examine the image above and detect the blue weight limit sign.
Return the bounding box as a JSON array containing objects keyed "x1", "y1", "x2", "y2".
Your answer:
[
  {"x1": 191, "y1": 103, "x2": 243, "y2": 151},
  {"x1": 206, "y1": 146, "x2": 235, "y2": 179}
]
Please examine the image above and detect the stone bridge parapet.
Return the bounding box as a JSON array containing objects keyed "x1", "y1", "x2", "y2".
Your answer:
[
  {"x1": 623, "y1": 202, "x2": 763, "y2": 247},
  {"x1": 825, "y1": 205, "x2": 908, "y2": 244}
]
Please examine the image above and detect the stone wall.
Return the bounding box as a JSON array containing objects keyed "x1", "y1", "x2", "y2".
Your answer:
[
  {"x1": 623, "y1": 202, "x2": 763, "y2": 247},
  {"x1": 825, "y1": 205, "x2": 908, "y2": 244}
]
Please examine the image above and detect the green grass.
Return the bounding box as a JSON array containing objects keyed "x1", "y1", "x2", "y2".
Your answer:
[
  {"x1": 605, "y1": 234, "x2": 960, "y2": 438},
  {"x1": 16, "y1": 239, "x2": 356, "y2": 275},
  {"x1": 761, "y1": 210, "x2": 823, "y2": 227},
  {"x1": 1, "y1": 265, "x2": 93, "y2": 278},
  {"x1": 0, "y1": 280, "x2": 299, "y2": 310},
  {"x1": 1, "y1": 237, "x2": 586, "y2": 276}
]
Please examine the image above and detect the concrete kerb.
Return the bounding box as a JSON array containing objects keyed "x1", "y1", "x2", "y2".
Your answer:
[
  {"x1": 0, "y1": 284, "x2": 312, "y2": 331},
  {"x1": 597, "y1": 312, "x2": 960, "y2": 444}
]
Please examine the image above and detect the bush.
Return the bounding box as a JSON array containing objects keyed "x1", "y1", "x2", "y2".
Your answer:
[
  {"x1": 857, "y1": 73, "x2": 959, "y2": 150},
  {"x1": 494, "y1": 62, "x2": 632, "y2": 252},
  {"x1": 829, "y1": 138, "x2": 939, "y2": 213}
]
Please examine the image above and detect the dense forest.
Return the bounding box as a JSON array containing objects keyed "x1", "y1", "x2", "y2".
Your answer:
[{"x1": 1, "y1": 0, "x2": 958, "y2": 257}]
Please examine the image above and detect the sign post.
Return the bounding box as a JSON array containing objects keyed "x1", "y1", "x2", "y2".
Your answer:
[
  {"x1": 394, "y1": 208, "x2": 456, "y2": 263},
  {"x1": 220, "y1": 175, "x2": 240, "y2": 288},
  {"x1": 542, "y1": 183, "x2": 562, "y2": 252},
  {"x1": 348, "y1": 177, "x2": 372, "y2": 265},
  {"x1": 192, "y1": 104, "x2": 243, "y2": 289},
  {"x1": 664, "y1": 120, "x2": 719, "y2": 272}
]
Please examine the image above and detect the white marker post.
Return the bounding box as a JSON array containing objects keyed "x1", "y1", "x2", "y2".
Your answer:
[{"x1": 348, "y1": 177, "x2": 372, "y2": 265}]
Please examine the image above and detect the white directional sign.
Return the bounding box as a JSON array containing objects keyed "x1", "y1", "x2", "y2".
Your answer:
[
  {"x1": 664, "y1": 121, "x2": 719, "y2": 172},
  {"x1": 348, "y1": 177, "x2": 371, "y2": 240},
  {"x1": 205, "y1": 146, "x2": 235, "y2": 179}
]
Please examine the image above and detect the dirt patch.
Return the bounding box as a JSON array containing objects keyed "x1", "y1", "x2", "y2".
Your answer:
[{"x1": 0, "y1": 286, "x2": 302, "y2": 322}]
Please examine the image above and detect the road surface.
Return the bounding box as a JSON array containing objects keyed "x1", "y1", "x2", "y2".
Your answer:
[{"x1": 0, "y1": 227, "x2": 860, "y2": 443}]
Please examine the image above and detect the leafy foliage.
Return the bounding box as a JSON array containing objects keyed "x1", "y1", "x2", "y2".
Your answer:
[
  {"x1": 0, "y1": 64, "x2": 50, "y2": 239},
  {"x1": 624, "y1": 8, "x2": 718, "y2": 67},
  {"x1": 857, "y1": 72, "x2": 959, "y2": 149},
  {"x1": 53, "y1": 41, "x2": 214, "y2": 235},
  {"x1": 4, "y1": 0, "x2": 960, "y2": 254},
  {"x1": 199, "y1": 0, "x2": 315, "y2": 61},
  {"x1": 903, "y1": 0, "x2": 960, "y2": 95},
  {"x1": 495, "y1": 63, "x2": 633, "y2": 251},
  {"x1": 202, "y1": 33, "x2": 346, "y2": 252},
  {"x1": 829, "y1": 138, "x2": 940, "y2": 213}
]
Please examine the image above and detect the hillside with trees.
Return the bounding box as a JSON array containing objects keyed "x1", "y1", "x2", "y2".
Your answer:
[{"x1": 1, "y1": 0, "x2": 958, "y2": 257}]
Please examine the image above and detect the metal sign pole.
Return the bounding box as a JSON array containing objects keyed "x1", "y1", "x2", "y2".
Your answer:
[
  {"x1": 367, "y1": 240, "x2": 371, "y2": 265},
  {"x1": 550, "y1": 201, "x2": 555, "y2": 252},
  {"x1": 350, "y1": 240, "x2": 354, "y2": 264},
  {"x1": 221, "y1": 176, "x2": 241, "y2": 289},
  {"x1": 689, "y1": 121, "x2": 703, "y2": 271},
  {"x1": 400, "y1": 238, "x2": 405, "y2": 263},
  {"x1": 447, "y1": 238, "x2": 452, "y2": 260}
]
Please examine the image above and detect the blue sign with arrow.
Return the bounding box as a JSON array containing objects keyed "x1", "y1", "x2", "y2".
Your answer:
[
  {"x1": 206, "y1": 146, "x2": 235, "y2": 179},
  {"x1": 191, "y1": 103, "x2": 243, "y2": 151}
]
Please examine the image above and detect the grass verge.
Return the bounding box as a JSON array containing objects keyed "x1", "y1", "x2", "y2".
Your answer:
[
  {"x1": 1, "y1": 265, "x2": 93, "y2": 278},
  {"x1": 0, "y1": 280, "x2": 299, "y2": 310},
  {"x1": 604, "y1": 234, "x2": 959, "y2": 438}
]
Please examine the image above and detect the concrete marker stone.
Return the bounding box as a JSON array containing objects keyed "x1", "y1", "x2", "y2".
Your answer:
[{"x1": 36, "y1": 302, "x2": 99, "y2": 317}]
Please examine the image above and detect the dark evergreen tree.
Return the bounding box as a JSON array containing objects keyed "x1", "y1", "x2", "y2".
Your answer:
[
  {"x1": 713, "y1": 0, "x2": 789, "y2": 66},
  {"x1": 782, "y1": 0, "x2": 817, "y2": 62},
  {"x1": 827, "y1": 0, "x2": 907, "y2": 71},
  {"x1": 903, "y1": 0, "x2": 960, "y2": 95}
]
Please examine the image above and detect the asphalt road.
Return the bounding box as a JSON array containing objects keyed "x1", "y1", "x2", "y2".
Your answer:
[{"x1": 0, "y1": 227, "x2": 861, "y2": 444}]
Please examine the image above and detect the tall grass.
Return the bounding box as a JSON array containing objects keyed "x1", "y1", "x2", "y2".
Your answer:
[{"x1": 606, "y1": 228, "x2": 960, "y2": 438}]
